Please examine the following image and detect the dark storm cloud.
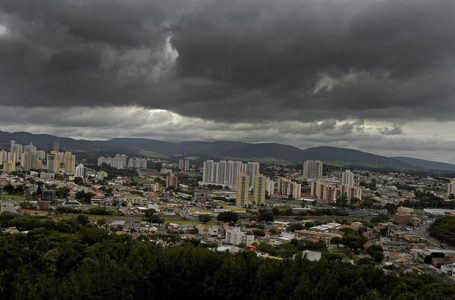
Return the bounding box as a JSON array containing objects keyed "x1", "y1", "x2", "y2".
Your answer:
[{"x1": 0, "y1": 0, "x2": 454, "y2": 122}]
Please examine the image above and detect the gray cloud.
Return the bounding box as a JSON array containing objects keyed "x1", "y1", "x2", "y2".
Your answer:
[
  {"x1": 1, "y1": 1, "x2": 455, "y2": 162},
  {"x1": 1, "y1": 105, "x2": 455, "y2": 162},
  {"x1": 0, "y1": 0, "x2": 454, "y2": 122}
]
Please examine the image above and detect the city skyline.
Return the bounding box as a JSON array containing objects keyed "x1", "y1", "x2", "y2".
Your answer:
[{"x1": 1, "y1": 1, "x2": 455, "y2": 162}]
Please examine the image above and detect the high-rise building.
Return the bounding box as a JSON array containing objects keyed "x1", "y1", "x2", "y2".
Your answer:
[
  {"x1": 3, "y1": 161, "x2": 16, "y2": 173},
  {"x1": 10, "y1": 140, "x2": 15, "y2": 154},
  {"x1": 291, "y1": 182, "x2": 302, "y2": 199},
  {"x1": 253, "y1": 174, "x2": 266, "y2": 206},
  {"x1": 128, "y1": 157, "x2": 148, "y2": 169},
  {"x1": 303, "y1": 160, "x2": 323, "y2": 179},
  {"x1": 179, "y1": 159, "x2": 190, "y2": 172},
  {"x1": 0, "y1": 150, "x2": 6, "y2": 163},
  {"x1": 203, "y1": 160, "x2": 215, "y2": 183},
  {"x1": 46, "y1": 152, "x2": 60, "y2": 173},
  {"x1": 266, "y1": 179, "x2": 275, "y2": 195},
  {"x1": 37, "y1": 150, "x2": 46, "y2": 160},
  {"x1": 311, "y1": 179, "x2": 362, "y2": 203},
  {"x1": 75, "y1": 164, "x2": 87, "y2": 178},
  {"x1": 341, "y1": 170, "x2": 355, "y2": 187},
  {"x1": 448, "y1": 179, "x2": 455, "y2": 197},
  {"x1": 24, "y1": 143, "x2": 37, "y2": 155},
  {"x1": 166, "y1": 172, "x2": 179, "y2": 188},
  {"x1": 64, "y1": 151, "x2": 76, "y2": 174},
  {"x1": 97, "y1": 154, "x2": 128, "y2": 169},
  {"x1": 277, "y1": 177, "x2": 292, "y2": 197},
  {"x1": 53, "y1": 141, "x2": 60, "y2": 153},
  {"x1": 226, "y1": 160, "x2": 244, "y2": 188},
  {"x1": 236, "y1": 173, "x2": 250, "y2": 207},
  {"x1": 202, "y1": 160, "x2": 260, "y2": 189},
  {"x1": 247, "y1": 162, "x2": 260, "y2": 187},
  {"x1": 23, "y1": 152, "x2": 39, "y2": 171}
]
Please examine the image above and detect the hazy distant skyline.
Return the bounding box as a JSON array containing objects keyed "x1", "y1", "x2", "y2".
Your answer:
[{"x1": 1, "y1": 1, "x2": 455, "y2": 162}]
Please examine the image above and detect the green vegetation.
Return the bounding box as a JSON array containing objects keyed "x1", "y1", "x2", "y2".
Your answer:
[
  {"x1": 217, "y1": 211, "x2": 239, "y2": 223},
  {"x1": 75, "y1": 191, "x2": 94, "y2": 203},
  {"x1": 143, "y1": 209, "x2": 163, "y2": 224},
  {"x1": 223, "y1": 156, "x2": 291, "y2": 165},
  {"x1": 402, "y1": 191, "x2": 455, "y2": 209},
  {"x1": 366, "y1": 245, "x2": 385, "y2": 263},
  {"x1": 0, "y1": 194, "x2": 28, "y2": 201},
  {"x1": 0, "y1": 213, "x2": 454, "y2": 299},
  {"x1": 184, "y1": 156, "x2": 200, "y2": 160},
  {"x1": 96, "y1": 163, "x2": 138, "y2": 179},
  {"x1": 55, "y1": 206, "x2": 119, "y2": 216},
  {"x1": 198, "y1": 214, "x2": 212, "y2": 224},
  {"x1": 140, "y1": 150, "x2": 168, "y2": 158},
  {"x1": 429, "y1": 216, "x2": 455, "y2": 246},
  {"x1": 257, "y1": 208, "x2": 274, "y2": 222},
  {"x1": 131, "y1": 176, "x2": 153, "y2": 185}
]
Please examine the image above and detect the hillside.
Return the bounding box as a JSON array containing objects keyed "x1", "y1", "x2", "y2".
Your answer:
[
  {"x1": 2, "y1": 130, "x2": 455, "y2": 171},
  {"x1": 393, "y1": 157, "x2": 455, "y2": 172}
]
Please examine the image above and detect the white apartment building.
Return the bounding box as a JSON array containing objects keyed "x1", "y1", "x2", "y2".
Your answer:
[{"x1": 303, "y1": 160, "x2": 323, "y2": 179}]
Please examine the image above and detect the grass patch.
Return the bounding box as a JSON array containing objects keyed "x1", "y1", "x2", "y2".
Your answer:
[
  {"x1": 132, "y1": 176, "x2": 153, "y2": 185},
  {"x1": 184, "y1": 156, "x2": 200, "y2": 160},
  {"x1": 0, "y1": 194, "x2": 28, "y2": 201},
  {"x1": 222, "y1": 156, "x2": 291, "y2": 165},
  {"x1": 140, "y1": 150, "x2": 168, "y2": 159}
]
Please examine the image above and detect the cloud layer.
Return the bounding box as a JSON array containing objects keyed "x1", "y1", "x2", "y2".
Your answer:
[{"x1": 0, "y1": 1, "x2": 455, "y2": 161}]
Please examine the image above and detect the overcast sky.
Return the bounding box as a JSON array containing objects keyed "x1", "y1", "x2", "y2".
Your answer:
[{"x1": 1, "y1": 0, "x2": 455, "y2": 162}]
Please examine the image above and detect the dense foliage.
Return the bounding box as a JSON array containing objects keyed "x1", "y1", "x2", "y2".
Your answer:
[
  {"x1": 1, "y1": 213, "x2": 455, "y2": 299},
  {"x1": 429, "y1": 216, "x2": 455, "y2": 246}
]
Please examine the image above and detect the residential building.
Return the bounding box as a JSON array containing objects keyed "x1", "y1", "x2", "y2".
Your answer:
[
  {"x1": 179, "y1": 159, "x2": 190, "y2": 172},
  {"x1": 291, "y1": 182, "x2": 302, "y2": 199},
  {"x1": 342, "y1": 170, "x2": 355, "y2": 187},
  {"x1": 236, "y1": 173, "x2": 250, "y2": 207},
  {"x1": 303, "y1": 160, "x2": 323, "y2": 179},
  {"x1": 63, "y1": 151, "x2": 76, "y2": 174},
  {"x1": 253, "y1": 174, "x2": 266, "y2": 206},
  {"x1": 448, "y1": 179, "x2": 455, "y2": 197},
  {"x1": 75, "y1": 164, "x2": 87, "y2": 178},
  {"x1": 266, "y1": 179, "x2": 275, "y2": 195},
  {"x1": 225, "y1": 227, "x2": 254, "y2": 246},
  {"x1": 202, "y1": 160, "x2": 260, "y2": 189},
  {"x1": 166, "y1": 172, "x2": 179, "y2": 188}
]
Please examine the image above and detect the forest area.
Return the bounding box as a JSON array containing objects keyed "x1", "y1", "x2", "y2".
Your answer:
[{"x1": 0, "y1": 213, "x2": 455, "y2": 300}]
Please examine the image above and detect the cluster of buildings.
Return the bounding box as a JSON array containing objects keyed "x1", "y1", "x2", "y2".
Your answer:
[
  {"x1": 97, "y1": 155, "x2": 147, "y2": 169},
  {"x1": 235, "y1": 173, "x2": 267, "y2": 207},
  {"x1": 0, "y1": 140, "x2": 80, "y2": 175},
  {"x1": 307, "y1": 166, "x2": 363, "y2": 203},
  {"x1": 202, "y1": 160, "x2": 270, "y2": 207},
  {"x1": 202, "y1": 160, "x2": 260, "y2": 189},
  {"x1": 178, "y1": 159, "x2": 190, "y2": 172},
  {"x1": 274, "y1": 177, "x2": 302, "y2": 199}
]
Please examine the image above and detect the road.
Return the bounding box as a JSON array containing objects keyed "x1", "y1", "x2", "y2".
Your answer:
[{"x1": 415, "y1": 218, "x2": 455, "y2": 250}]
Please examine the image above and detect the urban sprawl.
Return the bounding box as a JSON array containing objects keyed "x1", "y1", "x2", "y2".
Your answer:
[{"x1": 1, "y1": 140, "x2": 455, "y2": 283}]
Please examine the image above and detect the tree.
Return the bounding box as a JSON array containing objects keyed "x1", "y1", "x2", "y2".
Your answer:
[
  {"x1": 76, "y1": 214, "x2": 90, "y2": 226},
  {"x1": 97, "y1": 219, "x2": 107, "y2": 226},
  {"x1": 56, "y1": 186, "x2": 70, "y2": 198},
  {"x1": 217, "y1": 211, "x2": 238, "y2": 223},
  {"x1": 74, "y1": 177, "x2": 84, "y2": 185},
  {"x1": 144, "y1": 209, "x2": 163, "y2": 224},
  {"x1": 336, "y1": 193, "x2": 348, "y2": 207},
  {"x1": 75, "y1": 191, "x2": 94, "y2": 203},
  {"x1": 366, "y1": 245, "x2": 384, "y2": 262},
  {"x1": 2, "y1": 184, "x2": 15, "y2": 194},
  {"x1": 258, "y1": 208, "x2": 274, "y2": 222},
  {"x1": 198, "y1": 214, "x2": 212, "y2": 224},
  {"x1": 384, "y1": 203, "x2": 397, "y2": 215}
]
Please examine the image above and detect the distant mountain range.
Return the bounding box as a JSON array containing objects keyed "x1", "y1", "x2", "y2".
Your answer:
[{"x1": 1, "y1": 130, "x2": 455, "y2": 172}]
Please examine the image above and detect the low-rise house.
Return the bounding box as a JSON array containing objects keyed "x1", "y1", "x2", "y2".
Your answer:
[{"x1": 225, "y1": 227, "x2": 254, "y2": 246}]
